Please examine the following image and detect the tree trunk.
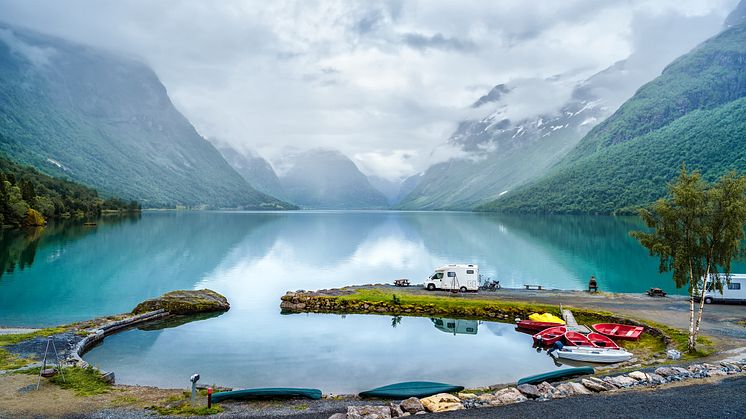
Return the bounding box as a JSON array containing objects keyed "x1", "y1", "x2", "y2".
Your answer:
[
  {"x1": 693, "y1": 265, "x2": 712, "y2": 350},
  {"x1": 688, "y1": 263, "x2": 696, "y2": 352}
]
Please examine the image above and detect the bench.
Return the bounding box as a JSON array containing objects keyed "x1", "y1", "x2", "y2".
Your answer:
[{"x1": 524, "y1": 284, "x2": 543, "y2": 290}]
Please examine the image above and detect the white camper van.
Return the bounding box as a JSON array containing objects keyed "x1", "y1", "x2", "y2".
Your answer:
[
  {"x1": 703, "y1": 274, "x2": 746, "y2": 303},
  {"x1": 423, "y1": 264, "x2": 479, "y2": 292}
]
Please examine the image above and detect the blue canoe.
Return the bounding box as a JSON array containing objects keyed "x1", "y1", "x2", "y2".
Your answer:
[
  {"x1": 517, "y1": 366, "x2": 595, "y2": 385},
  {"x1": 211, "y1": 388, "x2": 322, "y2": 403},
  {"x1": 359, "y1": 381, "x2": 464, "y2": 399}
]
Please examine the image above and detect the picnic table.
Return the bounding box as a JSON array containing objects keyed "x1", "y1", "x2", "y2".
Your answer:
[{"x1": 394, "y1": 279, "x2": 410, "y2": 287}]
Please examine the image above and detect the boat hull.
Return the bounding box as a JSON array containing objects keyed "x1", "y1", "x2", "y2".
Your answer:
[
  {"x1": 555, "y1": 347, "x2": 633, "y2": 364},
  {"x1": 592, "y1": 323, "x2": 644, "y2": 340},
  {"x1": 359, "y1": 381, "x2": 464, "y2": 398},
  {"x1": 517, "y1": 366, "x2": 595, "y2": 385},
  {"x1": 532, "y1": 326, "x2": 567, "y2": 346},
  {"x1": 563, "y1": 331, "x2": 594, "y2": 346},
  {"x1": 516, "y1": 320, "x2": 563, "y2": 332},
  {"x1": 588, "y1": 332, "x2": 620, "y2": 349},
  {"x1": 211, "y1": 388, "x2": 322, "y2": 403}
]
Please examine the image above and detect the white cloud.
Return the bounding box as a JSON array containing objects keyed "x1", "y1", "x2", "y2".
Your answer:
[{"x1": 0, "y1": 0, "x2": 737, "y2": 178}]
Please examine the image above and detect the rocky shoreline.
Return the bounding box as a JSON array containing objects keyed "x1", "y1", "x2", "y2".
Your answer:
[{"x1": 329, "y1": 360, "x2": 746, "y2": 418}]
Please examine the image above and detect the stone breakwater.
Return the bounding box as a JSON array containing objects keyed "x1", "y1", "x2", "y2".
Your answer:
[{"x1": 328, "y1": 360, "x2": 746, "y2": 418}]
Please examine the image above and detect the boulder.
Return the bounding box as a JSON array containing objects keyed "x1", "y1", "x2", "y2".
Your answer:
[
  {"x1": 489, "y1": 387, "x2": 528, "y2": 405},
  {"x1": 420, "y1": 393, "x2": 464, "y2": 413},
  {"x1": 400, "y1": 397, "x2": 424, "y2": 414},
  {"x1": 706, "y1": 369, "x2": 728, "y2": 377},
  {"x1": 654, "y1": 367, "x2": 678, "y2": 378},
  {"x1": 555, "y1": 382, "x2": 592, "y2": 396},
  {"x1": 581, "y1": 378, "x2": 614, "y2": 392},
  {"x1": 516, "y1": 383, "x2": 541, "y2": 399},
  {"x1": 389, "y1": 402, "x2": 404, "y2": 418},
  {"x1": 457, "y1": 392, "x2": 477, "y2": 400},
  {"x1": 132, "y1": 289, "x2": 229, "y2": 315},
  {"x1": 329, "y1": 414, "x2": 347, "y2": 419},
  {"x1": 646, "y1": 373, "x2": 667, "y2": 385},
  {"x1": 477, "y1": 393, "x2": 497, "y2": 403},
  {"x1": 347, "y1": 405, "x2": 392, "y2": 419},
  {"x1": 628, "y1": 371, "x2": 649, "y2": 382},
  {"x1": 536, "y1": 382, "x2": 559, "y2": 399},
  {"x1": 604, "y1": 375, "x2": 638, "y2": 388}
]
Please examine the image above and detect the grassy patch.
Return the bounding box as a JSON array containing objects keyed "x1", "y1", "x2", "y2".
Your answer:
[
  {"x1": 293, "y1": 403, "x2": 309, "y2": 411},
  {"x1": 19, "y1": 366, "x2": 112, "y2": 396},
  {"x1": 0, "y1": 348, "x2": 33, "y2": 370},
  {"x1": 148, "y1": 405, "x2": 223, "y2": 416},
  {"x1": 0, "y1": 327, "x2": 69, "y2": 347},
  {"x1": 646, "y1": 321, "x2": 715, "y2": 358}
]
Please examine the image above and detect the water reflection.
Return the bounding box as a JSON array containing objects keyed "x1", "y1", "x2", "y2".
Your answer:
[{"x1": 431, "y1": 318, "x2": 479, "y2": 335}]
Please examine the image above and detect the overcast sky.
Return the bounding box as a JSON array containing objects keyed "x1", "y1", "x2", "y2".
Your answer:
[{"x1": 0, "y1": 0, "x2": 737, "y2": 179}]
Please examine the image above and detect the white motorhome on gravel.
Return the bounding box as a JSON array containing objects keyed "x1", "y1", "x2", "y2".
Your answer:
[
  {"x1": 423, "y1": 264, "x2": 479, "y2": 292},
  {"x1": 703, "y1": 274, "x2": 746, "y2": 303}
]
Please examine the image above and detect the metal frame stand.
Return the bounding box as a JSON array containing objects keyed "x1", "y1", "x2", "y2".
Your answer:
[{"x1": 37, "y1": 336, "x2": 65, "y2": 390}]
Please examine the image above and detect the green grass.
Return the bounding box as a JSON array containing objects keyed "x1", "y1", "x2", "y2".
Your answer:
[
  {"x1": 18, "y1": 366, "x2": 112, "y2": 396},
  {"x1": 149, "y1": 405, "x2": 223, "y2": 416},
  {"x1": 0, "y1": 326, "x2": 69, "y2": 347},
  {"x1": 0, "y1": 348, "x2": 33, "y2": 370}
]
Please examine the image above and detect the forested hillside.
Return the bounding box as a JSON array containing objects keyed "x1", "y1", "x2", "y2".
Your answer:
[
  {"x1": 482, "y1": 22, "x2": 746, "y2": 214},
  {"x1": 0, "y1": 154, "x2": 137, "y2": 227},
  {"x1": 0, "y1": 23, "x2": 289, "y2": 209}
]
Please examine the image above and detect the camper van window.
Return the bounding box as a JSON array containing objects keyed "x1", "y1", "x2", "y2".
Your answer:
[
  {"x1": 466, "y1": 270, "x2": 474, "y2": 274},
  {"x1": 432, "y1": 272, "x2": 443, "y2": 280},
  {"x1": 728, "y1": 282, "x2": 741, "y2": 290},
  {"x1": 447, "y1": 272, "x2": 456, "y2": 277}
]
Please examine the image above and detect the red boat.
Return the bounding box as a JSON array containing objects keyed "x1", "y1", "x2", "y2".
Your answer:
[
  {"x1": 592, "y1": 323, "x2": 644, "y2": 341},
  {"x1": 516, "y1": 320, "x2": 563, "y2": 332},
  {"x1": 532, "y1": 326, "x2": 567, "y2": 346},
  {"x1": 563, "y1": 331, "x2": 594, "y2": 346},
  {"x1": 587, "y1": 333, "x2": 620, "y2": 349}
]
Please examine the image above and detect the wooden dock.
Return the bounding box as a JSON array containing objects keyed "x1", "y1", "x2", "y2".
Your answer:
[{"x1": 562, "y1": 307, "x2": 591, "y2": 334}]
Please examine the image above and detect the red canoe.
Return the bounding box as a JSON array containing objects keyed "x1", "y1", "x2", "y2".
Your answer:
[
  {"x1": 592, "y1": 323, "x2": 644, "y2": 341},
  {"x1": 532, "y1": 326, "x2": 567, "y2": 346},
  {"x1": 563, "y1": 331, "x2": 594, "y2": 346},
  {"x1": 587, "y1": 333, "x2": 620, "y2": 349},
  {"x1": 516, "y1": 320, "x2": 563, "y2": 332}
]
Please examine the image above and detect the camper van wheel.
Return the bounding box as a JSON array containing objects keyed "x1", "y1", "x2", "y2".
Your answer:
[
  {"x1": 460, "y1": 286, "x2": 467, "y2": 293},
  {"x1": 427, "y1": 284, "x2": 435, "y2": 291},
  {"x1": 704, "y1": 297, "x2": 713, "y2": 304}
]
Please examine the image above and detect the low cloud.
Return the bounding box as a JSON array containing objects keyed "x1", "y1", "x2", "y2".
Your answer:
[{"x1": 0, "y1": 0, "x2": 737, "y2": 179}]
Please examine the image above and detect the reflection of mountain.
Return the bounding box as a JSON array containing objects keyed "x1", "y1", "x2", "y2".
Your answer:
[
  {"x1": 0, "y1": 212, "x2": 279, "y2": 326},
  {"x1": 0, "y1": 216, "x2": 141, "y2": 280},
  {"x1": 431, "y1": 318, "x2": 478, "y2": 335}
]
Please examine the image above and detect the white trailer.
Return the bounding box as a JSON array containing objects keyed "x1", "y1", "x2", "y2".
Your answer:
[
  {"x1": 423, "y1": 264, "x2": 479, "y2": 292},
  {"x1": 703, "y1": 274, "x2": 746, "y2": 303}
]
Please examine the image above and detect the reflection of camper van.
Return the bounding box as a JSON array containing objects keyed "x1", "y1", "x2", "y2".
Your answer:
[
  {"x1": 431, "y1": 318, "x2": 478, "y2": 335},
  {"x1": 703, "y1": 274, "x2": 746, "y2": 303},
  {"x1": 423, "y1": 264, "x2": 479, "y2": 292}
]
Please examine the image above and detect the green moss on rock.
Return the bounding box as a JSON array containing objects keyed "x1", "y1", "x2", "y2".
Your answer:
[{"x1": 132, "y1": 289, "x2": 229, "y2": 315}]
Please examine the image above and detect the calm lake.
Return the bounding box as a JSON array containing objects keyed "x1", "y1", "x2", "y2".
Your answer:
[{"x1": 0, "y1": 211, "x2": 718, "y2": 391}]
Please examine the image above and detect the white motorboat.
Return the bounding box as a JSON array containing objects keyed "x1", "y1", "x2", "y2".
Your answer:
[{"x1": 553, "y1": 346, "x2": 633, "y2": 364}]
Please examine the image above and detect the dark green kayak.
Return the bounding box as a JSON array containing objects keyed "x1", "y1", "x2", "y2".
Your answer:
[
  {"x1": 517, "y1": 366, "x2": 595, "y2": 385},
  {"x1": 211, "y1": 388, "x2": 322, "y2": 403},
  {"x1": 359, "y1": 381, "x2": 464, "y2": 399}
]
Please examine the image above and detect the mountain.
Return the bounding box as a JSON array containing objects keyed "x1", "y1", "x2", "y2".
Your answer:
[
  {"x1": 278, "y1": 149, "x2": 389, "y2": 209},
  {"x1": 397, "y1": 76, "x2": 607, "y2": 210},
  {"x1": 215, "y1": 143, "x2": 286, "y2": 201},
  {"x1": 725, "y1": 0, "x2": 746, "y2": 28},
  {"x1": 0, "y1": 23, "x2": 289, "y2": 209},
  {"x1": 481, "y1": 21, "x2": 746, "y2": 214},
  {"x1": 367, "y1": 175, "x2": 402, "y2": 206},
  {"x1": 399, "y1": 12, "x2": 726, "y2": 211}
]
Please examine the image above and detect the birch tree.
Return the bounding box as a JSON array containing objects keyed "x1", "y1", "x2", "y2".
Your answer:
[{"x1": 631, "y1": 166, "x2": 746, "y2": 352}]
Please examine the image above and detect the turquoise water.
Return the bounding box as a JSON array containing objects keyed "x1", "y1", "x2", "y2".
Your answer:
[{"x1": 0, "y1": 211, "x2": 714, "y2": 391}]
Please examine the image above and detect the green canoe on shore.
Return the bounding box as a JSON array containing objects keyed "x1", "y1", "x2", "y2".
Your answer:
[
  {"x1": 211, "y1": 388, "x2": 322, "y2": 403},
  {"x1": 359, "y1": 381, "x2": 465, "y2": 399},
  {"x1": 517, "y1": 366, "x2": 595, "y2": 385}
]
